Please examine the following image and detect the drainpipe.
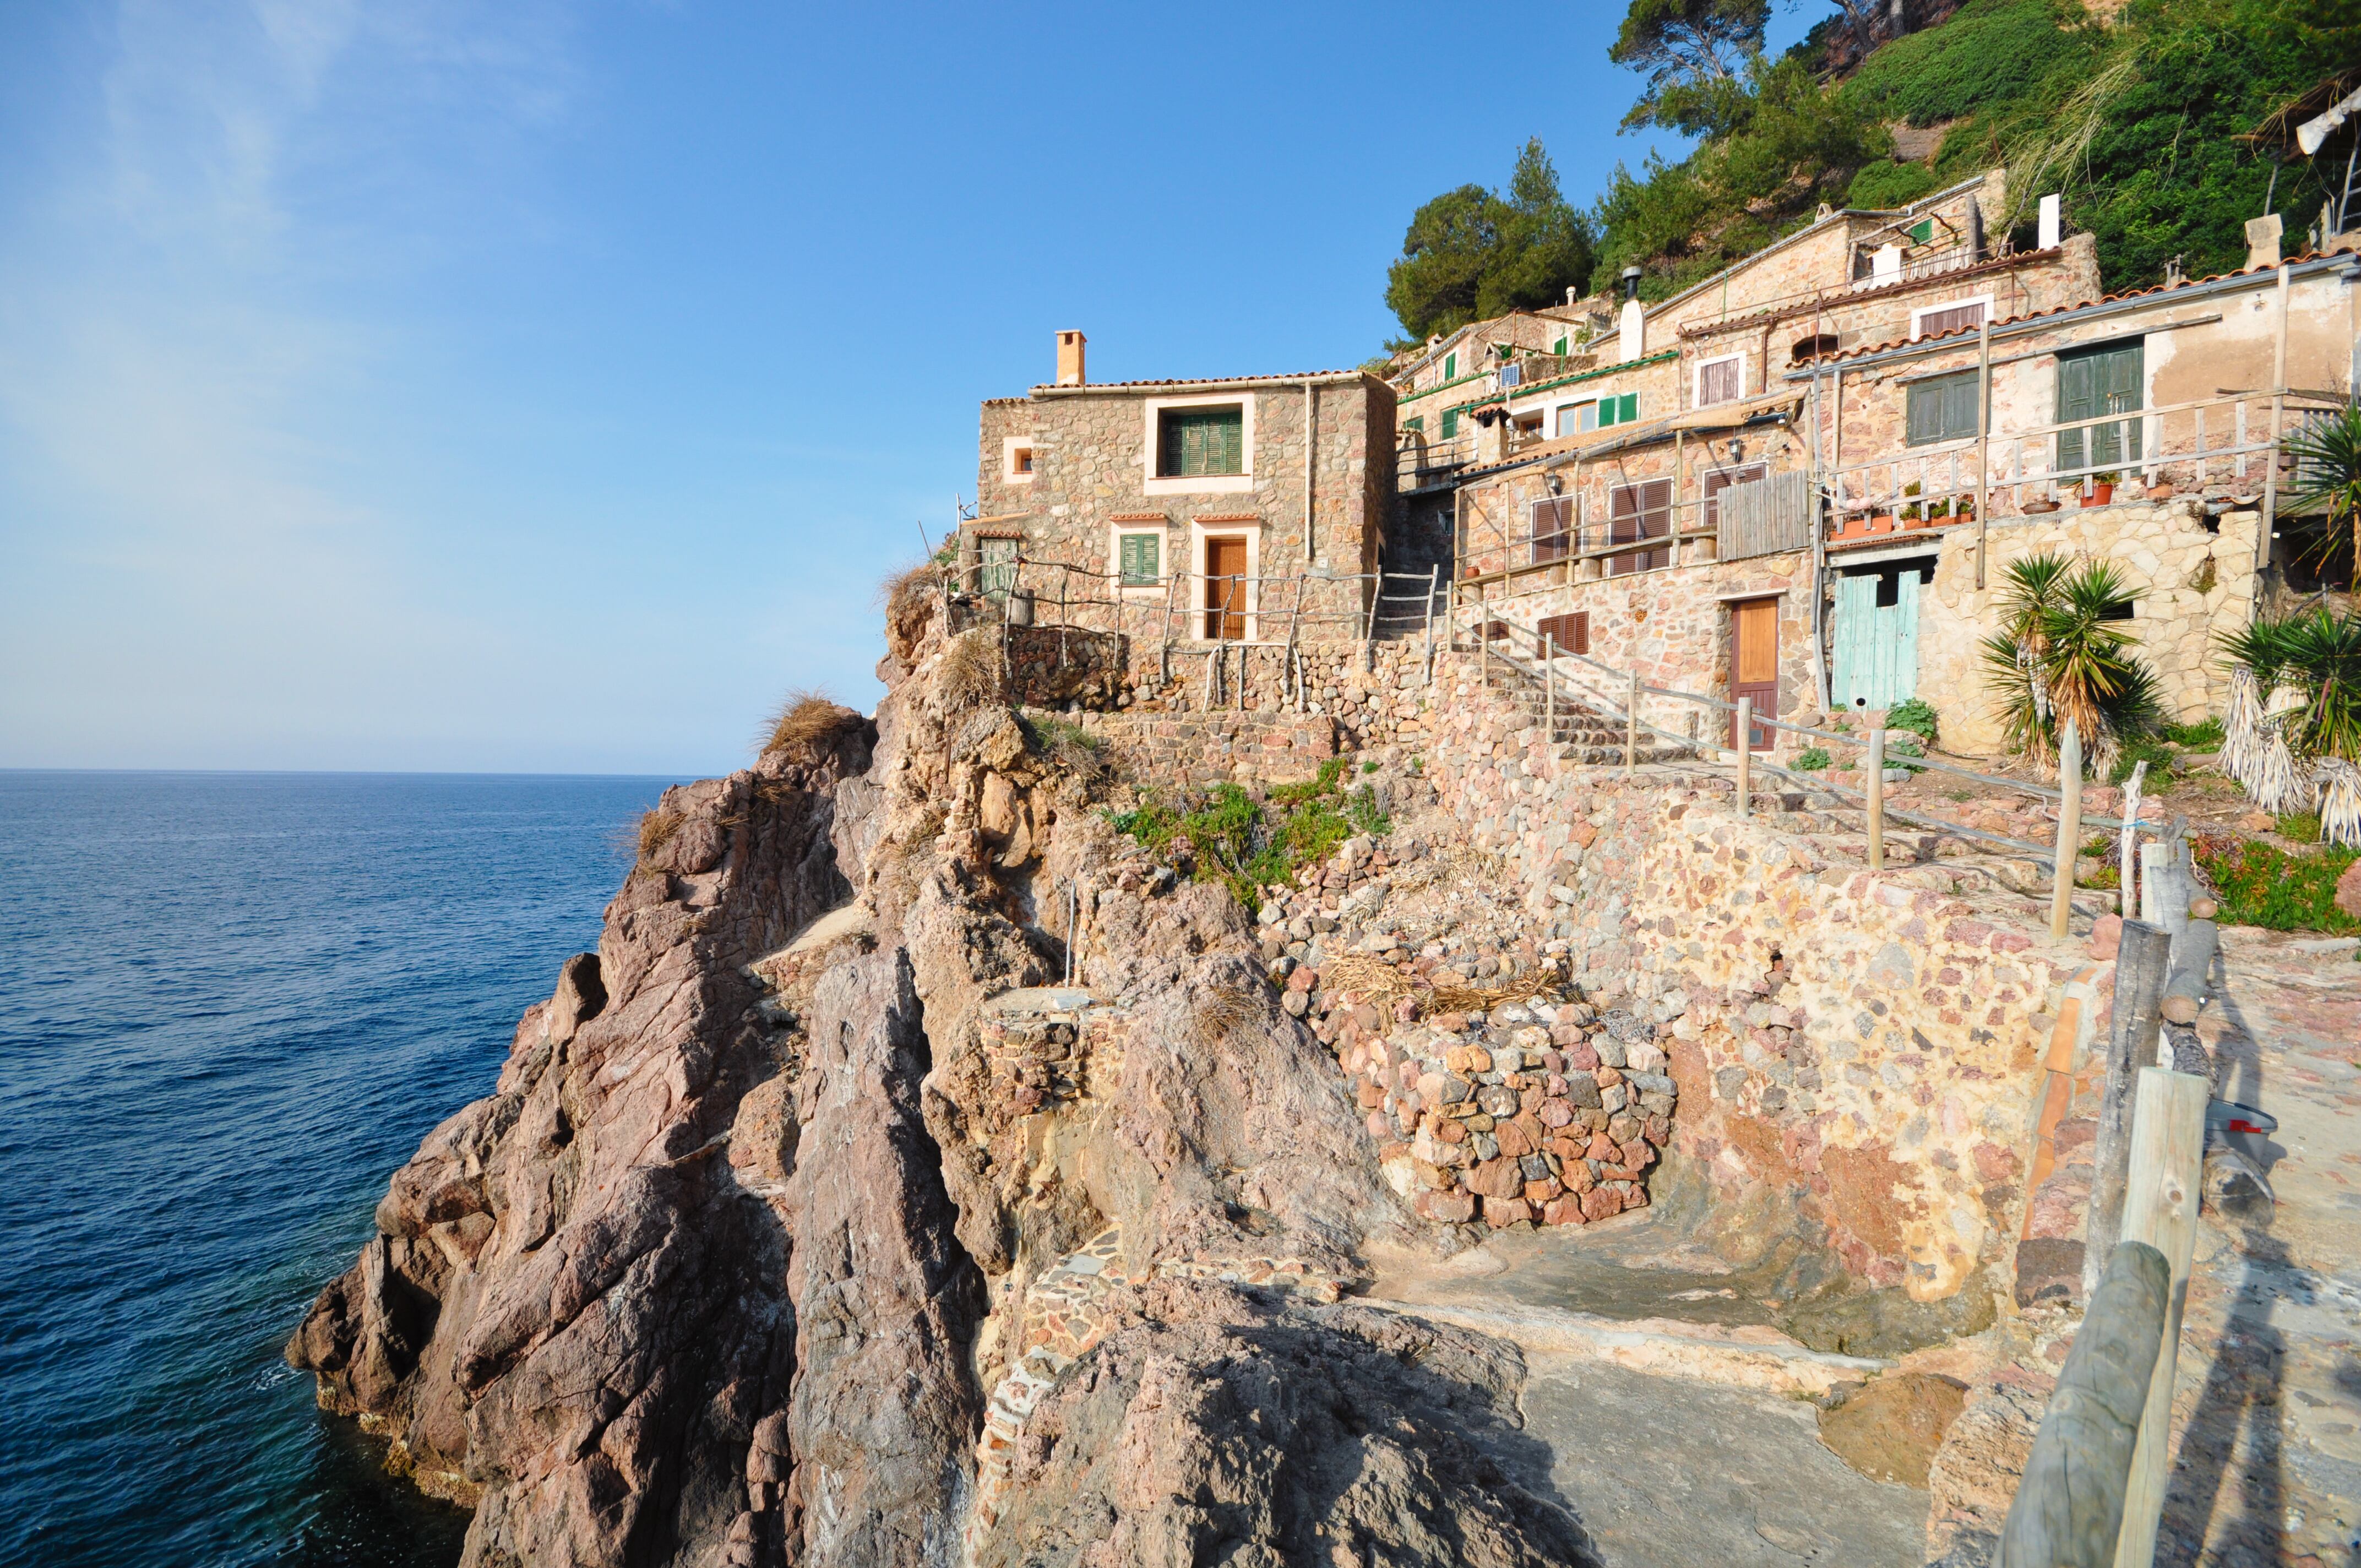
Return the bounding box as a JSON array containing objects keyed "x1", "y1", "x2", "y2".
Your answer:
[
  {"x1": 1976, "y1": 314, "x2": 1993, "y2": 591},
  {"x1": 1303, "y1": 378, "x2": 1318, "y2": 564},
  {"x1": 2258, "y1": 263, "x2": 2291, "y2": 598}
]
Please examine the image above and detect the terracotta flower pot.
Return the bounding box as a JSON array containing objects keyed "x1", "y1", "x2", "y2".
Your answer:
[
  {"x1": 2085, "y1": 482, "x2": 2115, "y2": 505},
  {"x1": 1869, "y1": 513, "x2": 1896, "y2": 533},
  {"x1": 2146, "y1": 482, "x2": 2177, "y2": 500},
  {"x1": 2024, "y1": 499, "x2": 2060, "y2": 514}
]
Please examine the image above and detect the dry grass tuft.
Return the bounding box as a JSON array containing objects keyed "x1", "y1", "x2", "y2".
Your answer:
[
  {"x1": 637, "y1": 807, "x2": 683, "y2": 861},
  {"x1": 1193, "y1": 981, "x2": 1262, "y2": 1043},
  {"x1": 880, "y1": 560, "x2": 942, "y2": 664},
  {"x1": 763, "y1": 688, "x2": 861, "y2": 755},
  {"x1": 937, "y1": 628, "x2": 1004, "y2": 712},
  {"x1": 1312, "y1": 950, "x2": 1560, "y2": 1015}
]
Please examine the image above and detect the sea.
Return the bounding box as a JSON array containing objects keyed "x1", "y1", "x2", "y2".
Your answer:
[{"x1": 0, "y1": 771, "x2": 676, "y2": 1567}]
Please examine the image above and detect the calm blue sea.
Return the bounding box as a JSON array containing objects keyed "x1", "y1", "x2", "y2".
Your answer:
[{"x1": 0, "y1": 771, "x2": 675, "y2": 1567}]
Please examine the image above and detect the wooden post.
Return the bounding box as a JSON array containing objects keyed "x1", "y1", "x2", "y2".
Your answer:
[
  {"x1": 2085, "y1": 919, "x2": 2172, "y2": 1303},
  {"x1": 2111, "y1": 1068, "x2": 2210, "y2": 1568},
  {"x1": 1544, "y1": 633, "x2": 1557, "y2": 738},
  {"x1": 2159, "y1": 918, "x2": 2219, "y2": 1026},
  {"x1": 2052, "y1": 717, "x2": 2084, "y2": 939},
  {"x1": 1866, "y1": 727, "x2": 1887, "y2": 868},
  {"x1": 1736, "y1": 697, "x2": 1752, "y2": 818},
  {"x1": 1423, "y1": 563, "x2": 1440, "y2": 680},
  {"x1": 1998, "y1": 1242, "x2": 2171, "y2": 1568},
  {"x1": 1625, "y1": 670, "x2": 1640, "y2": 772},
  {"x1": 2258, "y1": 263, "x2": 2289, "y2": 584},
  {"x1": 1976, "y1": 314, "x2": 1992, "y2": 590},
  {"x1": 2118, "y1": 759, "x2": 2148, "y2": 916},
  {"x1": 1481, "y1": 603, "x2": 1492, "y2": 688}
]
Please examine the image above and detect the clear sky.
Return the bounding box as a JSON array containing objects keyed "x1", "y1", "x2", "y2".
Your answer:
[{"x1": 0, "y1": 1, "x2": 1830, "y2": 776}]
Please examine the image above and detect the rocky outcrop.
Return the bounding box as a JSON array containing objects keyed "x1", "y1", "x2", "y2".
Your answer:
[{"x1": 290, "y1": 608, "x2": 1606, "y2": 1566}]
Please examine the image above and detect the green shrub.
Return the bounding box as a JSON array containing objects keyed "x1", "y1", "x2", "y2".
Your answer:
[
  {"x1": 2278, "y1": 811, "x2": 2324, "y2": 845},
  {"x1": 2108, "y1": 736, "x2": 2177, "y2": 786},
  {"x1": 1111, "y1": 759, "x2": 1390, "y2": 907},
  {"x1": 1845, "y1": 159, "x2": 1939, "y2": 210},
  {"x1": 2194, "y1": 835, "x2": 2359, "y2": 934},
  {"x1": 2162, "y1": 717, "x2": 2224, "y2": 749},
  {"x1": 1793, "y1": 747, "x2": 1831, "y2": 771},
  {"x1": 1885, "y1": 734, "x2": 1927, "y2": 772},
  {"x1": 1885, "y1": 698, "x2": 1939, "y2": 746}
]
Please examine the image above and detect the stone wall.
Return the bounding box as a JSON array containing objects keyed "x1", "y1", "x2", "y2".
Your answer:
[
  {"x1": 1914, "y1": 502, "x2": 2262, "y2": 754},
  {"x1": 966, "y1": 372, "x2": 1394, "y2": 639},
  {"x1": 1407, "y1": 652, "x2": 2074, "y2": 1303}
]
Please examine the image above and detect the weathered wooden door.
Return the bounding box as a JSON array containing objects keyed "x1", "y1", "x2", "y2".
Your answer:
[
  {"x1": 1830, "y1": 571, "x2": 1921, "y2": 711},
  {"x1": 1204, "y1": 536, "x2": 1248, "y2": 640},
  {"x1": 1729, "y1": 597, "x2": 1778, "y2": 750}
]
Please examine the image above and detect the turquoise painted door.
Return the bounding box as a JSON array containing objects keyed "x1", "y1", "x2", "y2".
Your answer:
[{"x1": 1831, "y1": 573, "x2": 1920, "y2": 711}]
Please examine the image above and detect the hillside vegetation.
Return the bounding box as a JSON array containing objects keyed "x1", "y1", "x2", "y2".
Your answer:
[{"x1": 1387, "y1": 0, "x2": 2361, "y2": 342}]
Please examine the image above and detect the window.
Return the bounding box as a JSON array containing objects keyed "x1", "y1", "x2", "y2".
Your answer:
[
  {"x1": 1598, "y1": 392, "x2": 1638, "y2": 427},
  {"x1": 1443, "y1": 351, "x2": 1458, "y2": 379},
  {"x1": 1906, "y1": 217, "x2": 1935, "y2": 246},
  {"x1": 1514, "y1": 411, "x2": 1543, "y2": 437},
  {"x1": 1607, "y1": 480, "x2": 1673, "y2": 575},
  {"x1": 1440, "y1": 408, "x2": 1460, "y2": 439},
  {"x1": 1158, "y1": 406, "x2": 1244, "y2": 477},
  {"x1": 1118, "y1": 531, "x2": 1161, "y2": 587},
  {"x1": 1912, "y1": 297, "x2": 1989, "y2": 340},
  {"x1": 1013, "y1": 447, "x2": 1035, "y2": 474},
  {"x1": 1530, "y1": 498, "x2": 1573, "y2": 564},
  {"x1": 1405, "y1": 415, "x2": 1424, "y2": 434},
  {"x1": 1552, "y1": 333, "x2": 1570, "y2": 356},
  {"x1": 976, "y1": 536, "x2": 1019, "y2": 602},
  {"x1": 1906, "y1": 370, "x2": 1981, "y2": 445},
  {"x1": 1002, "y1": 434, "x2": 1037, "y2": 483},
  {"x1": 2057, "y1": 341, "x2": 2144, "y2": 475},
  {"x1": 1696, "y1": 354, "x2": 1743, "y2": 407},
  {"x1": 1555, "y1": 404, "x2": 1585, "y2": 438},
  {"x1": 1538, "y1": 611, "x2": 1589, "y2": 656}
]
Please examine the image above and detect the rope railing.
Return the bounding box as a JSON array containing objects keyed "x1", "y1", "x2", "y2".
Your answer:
[{"x1": 1455, "y1": 607, "x2": 2146, "y2": 929}]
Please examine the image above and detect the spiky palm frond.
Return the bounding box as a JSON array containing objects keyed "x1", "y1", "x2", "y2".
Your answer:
[
  {"x1": 2317, "y1": 758, "x2": 2361, "y2": 849},
  {"x1": 2282, "y1": 607, "x2": 2361, "y2": 764},
  {"x1": 2283, "y1": 402, "x2": 2361, "y2": 589},
  {"x1": 1982, "y1": 552, "x2": 2157, "y2": 774}
]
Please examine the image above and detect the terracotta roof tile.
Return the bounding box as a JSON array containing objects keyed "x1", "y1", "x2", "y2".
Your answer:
[{"x1": 1797, "y1": 253, "x2": 2342, "y2": 367}]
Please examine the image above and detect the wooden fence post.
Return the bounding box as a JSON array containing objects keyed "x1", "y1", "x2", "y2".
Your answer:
[
  {"x1": 2085, "y1": 919, "x2": 2172, "y2": 1302},
  {"x1": 1625, "y1": 670, "x2": 1640, "y2": 772},
  {"x1": 2052, "y1": 717, "x2": 2084, "y2": 939},
  {"x1": 1997, "y1": 1242, "x2": 2172, "y2": 1568},
  {"x1": 1736, "y1": 697, "x2": 1752, "y2": 818},
  {"x1": 1544, "y1": 634, "x2": 1557, "y2": 738},
  {"x1": 2110, "y1": 1068, "x2": 2210, "y2": 1568},
  {"x1": 1866, "y1": 727, "x2": 1887, "y2": 868}
]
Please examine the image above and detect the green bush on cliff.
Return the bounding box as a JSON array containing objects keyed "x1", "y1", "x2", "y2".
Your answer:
[
  {"x1": 1110, "y1": 759, "x2": 1392, "y2": 906},
  {"x1": 2194, "y1": 834, "x2": 2359, "y2": 933}
]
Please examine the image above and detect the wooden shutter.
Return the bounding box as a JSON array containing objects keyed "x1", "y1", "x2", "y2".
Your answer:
[
  {"x1": 1539, "y1": 611, "x2": 1589, "y2": 656},
  {"x1": 1608, "y1": 480, "x2": 1672, "y2": 575},
  {"x1": 1163, "y1": 407, "x2": 1244, "y2": 476},
  {"x1": 1441, "y1": 409, "x2": 1459, "y2": 439},
  {"x1": 1119, "y1": 532, "x2": 1160, "y2": 585},
  {"x1": 1405, "y1": 415, "x2": 1424, "y2": 433},
  {"x1": 1530, "y1": 498, "x2": 1573, "y2": 563},
  {"x1": 1619, "y1": 393, "x2": 1639, "y2": 423},
  {"x1": 1699, "y1": 359, "x2": 1740, "y2": 406},
  {"x1": 1444, "y1": 352, "x2": 1457, "y2": 379},
  {"x1": 2057, "y1": 342, "x2": 2143, "y2": 475},
  {"x1": 1917, "y1": 301, "x2": 1985, "y2": 339}
]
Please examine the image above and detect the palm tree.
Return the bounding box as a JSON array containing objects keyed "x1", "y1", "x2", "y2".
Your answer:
[
  {"x1": 1979, "y1": 552, "x2": 2161, "y2": 774},
  {"x1": 2283, "y1": 402, "x2": 2361, "y2": 590}
]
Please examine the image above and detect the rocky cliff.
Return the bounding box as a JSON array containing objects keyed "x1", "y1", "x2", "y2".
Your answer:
[{"x1": 288, "y1": 612, "x2": 1599, "y2": 1567}]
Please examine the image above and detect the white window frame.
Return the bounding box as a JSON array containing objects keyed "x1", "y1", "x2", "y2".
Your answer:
[
  {"x1": 1189, "y1": 519, "x2": 1262, "y2": 640},
  {"x1": 1108, "y1": 522, "x2": 1169, "y2": 599},
  {"x1": 1910, "y1": 293, "x2": 1994, "y2": 341},
  {"x1": 1693, "y1": 351, "x2": 1746, "y2": 409},
  {"x1": 1143, "y1": 393, "x2": 1256, "y2": 496},
  {"x1": 1002, "y1": 434, "x2": 1037, "y2": 483}
]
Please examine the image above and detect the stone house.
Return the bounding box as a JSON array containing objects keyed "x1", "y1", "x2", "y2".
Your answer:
[
  {"x1": 969, "y1": 332, "x2": 1396, "y2": 647},
  {"x1": 1428, "y1": 184, "x2": 2359, "y2": 760}
]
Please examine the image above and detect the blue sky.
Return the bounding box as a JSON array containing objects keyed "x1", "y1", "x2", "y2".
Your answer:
[{"x1": 0, "y1": 1, "x2": 1831, "y2": 775}]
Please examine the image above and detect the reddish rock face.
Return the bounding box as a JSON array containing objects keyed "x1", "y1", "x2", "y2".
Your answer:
[
  {"x1": 2338, "y1": 858, "x2": 2361, "y2": 920},
  {"x1": 2086, "y1": 913, "x2": 2123, "y2": 960}
]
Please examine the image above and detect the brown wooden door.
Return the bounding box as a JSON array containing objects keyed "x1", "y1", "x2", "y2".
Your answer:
[
  {"x1": 1204, "y1": 536, "x2": 1248, "y2": 640},
  {"x1": 1730, "y1": 597, "x2": 1778, "y2": 750}
]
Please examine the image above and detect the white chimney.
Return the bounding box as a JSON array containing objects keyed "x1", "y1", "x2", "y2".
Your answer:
[
  {"x1": 2244, "y1": 214, "x2": 2283, "y2": 270},
  {"x1": 1872, "y1": 243, "x2": 1903, "y2": 285},
  {"x1": 2038, "y1": 194, "x2": 2061, "y2": 252},
  {"x1": 1617, "y1": 265, "x2": 1645, "y2": 362},
  {"x1": 1056, "y1": 330, "x2": 1086, "y2": 386}
]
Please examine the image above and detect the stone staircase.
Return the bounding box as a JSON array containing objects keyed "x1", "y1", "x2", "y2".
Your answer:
[{"x1": 1476, "y1": 652, "x2": 1699, "y2": 766}]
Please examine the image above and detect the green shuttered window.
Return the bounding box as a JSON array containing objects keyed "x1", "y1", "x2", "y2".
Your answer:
[
  {"x1": 1440, "y1": 408, "x2": 1460, "y2": 439},
  {"x1": 2057, "y1": 341, "x2": 2144, "y2": 475},
  {"x1": 1157, "y1": 407, "x2": 1244, "y2": 477},
  {"x1": 1906, "y1": 370, "x2": 1979, "y2": 446},
  {"x1": 1118, "y1": 532, "x2": 1161, "y2": 586},
  {"x1": 1597, "y1": 392, "x2": 1639, "y2": 427}
]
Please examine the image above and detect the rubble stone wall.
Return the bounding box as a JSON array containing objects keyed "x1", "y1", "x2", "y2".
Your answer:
[
  {"x1": 1407, "y1": 654, "x2": 2072, "y2": 1302},
  {"x1": 1915, "y1": 503, "x2": 2262, "y2": 753}
]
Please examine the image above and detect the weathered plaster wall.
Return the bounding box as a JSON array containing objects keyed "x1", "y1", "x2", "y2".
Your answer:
[{"x1": 1914, "y1": 503, "x2": 2262, "y2": 754}]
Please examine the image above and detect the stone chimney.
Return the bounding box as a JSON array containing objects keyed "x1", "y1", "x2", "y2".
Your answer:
[
  {"x1": 1056, "y1": 330, "x2": 1086, "y2": 386},
  {"x1": 2245, "y1": 214, "x2": 2283, "y2": 270},
  {"x1": 1618, "y1": 266, "x2": 1646, "y2": 363}
]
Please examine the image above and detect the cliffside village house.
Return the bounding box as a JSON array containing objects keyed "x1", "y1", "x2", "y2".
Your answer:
[{"x1": 965, "y1": 171, "x2": 2358, "y2": 757}]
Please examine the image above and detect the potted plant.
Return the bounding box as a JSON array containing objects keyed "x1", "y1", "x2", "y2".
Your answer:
[
  {"x1": 2085, "y1": 471, "x2": 2119, "y2": 505},
  {"x1": 1900, "y1": 481, "x2": 1923, "y2": 524}
]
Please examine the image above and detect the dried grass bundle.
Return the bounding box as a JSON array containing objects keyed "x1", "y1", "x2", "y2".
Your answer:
[
  {"x1": 2315, "y1": 757, "x2": 2361, "y2": 848},
  {"x1": 2219, "y1": 666, "x2": 2266, "y2": 792},
  {"x1": 637, "y1": 807, "x2": 683, "y2": 860},
  {"x1": 2249, "y1": 721, "x2": 2314, "y2": 817},
  {"x1": 762, "y1": 689, "x2": 861, "y2": 754},
  {"x1": 937, "y1": 628, "x2": 1004, "y2": 712}
]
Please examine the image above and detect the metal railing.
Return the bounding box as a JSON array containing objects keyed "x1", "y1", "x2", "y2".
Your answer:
[{"x1": 1396, "y1": 433, "x2": 1475, "y2": 489}]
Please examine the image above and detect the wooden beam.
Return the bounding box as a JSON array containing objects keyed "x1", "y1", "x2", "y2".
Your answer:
[
  {"x1": 2084, "y1": 919, "x2": 2172, "y2": 1302},
  {"x1": 2110, "y1": 1068, "x2": 2210, "y2": 1568}
]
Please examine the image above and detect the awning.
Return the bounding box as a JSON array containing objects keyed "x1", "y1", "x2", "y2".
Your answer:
[
  {"x1": 1665, "y1": 391, "x2": 1804, "y2": 432},
  {"x1": 2301, "y1": 84, "x2": 2361, "y2": 155}
]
